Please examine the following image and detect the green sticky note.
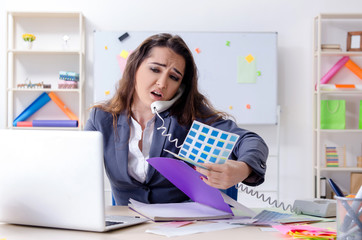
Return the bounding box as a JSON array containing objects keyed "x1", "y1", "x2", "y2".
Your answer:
[{"x1": 237, "y1": 56, "x2": 257, "y2": 83}]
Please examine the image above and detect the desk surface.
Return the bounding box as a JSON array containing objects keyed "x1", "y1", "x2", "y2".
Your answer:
[{"x1": 0, "y1": 206, "x2": 336, "y2": 240}]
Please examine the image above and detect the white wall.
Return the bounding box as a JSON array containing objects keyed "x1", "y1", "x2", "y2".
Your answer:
[{"x1": 1, "y1": 0, "x2": 361, "y2": 206}]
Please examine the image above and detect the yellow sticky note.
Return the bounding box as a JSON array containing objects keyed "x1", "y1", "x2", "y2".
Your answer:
[
  {"x1": 105, "y1": 90, "x2": 110, "y2": 95},
  {"x1": 105, "y1": 46, "x2": 108, "y2": 50},
  {"x1": 120, "y1": 50, "x2": 129, "y2": 59},
  {"x1": 229, "y1": 106, "x2": 233, "y2": 110},
  {"x1": 245, "y1": 54, "x2": 254, "y2": 63}
]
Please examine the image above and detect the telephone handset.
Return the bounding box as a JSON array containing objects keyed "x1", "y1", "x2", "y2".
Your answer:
[
  {"x1": 151, "y1": 84, "x2": 185, "y2": 149},
  {"x1": 151, "y1": 85, "x2": 185, "y2": 114}
]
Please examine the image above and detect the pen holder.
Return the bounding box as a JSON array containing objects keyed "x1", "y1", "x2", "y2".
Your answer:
[{"x1": 336, "y1": 196, "x2": 362, "y2": 240}]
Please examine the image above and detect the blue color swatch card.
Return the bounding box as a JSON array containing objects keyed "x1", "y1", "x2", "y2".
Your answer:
[{"x1": 165, "y1": 121, "x2": 239, "y2": 166}]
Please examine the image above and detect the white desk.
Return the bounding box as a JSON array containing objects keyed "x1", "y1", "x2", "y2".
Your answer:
[{"x1": 0, "y1": 206, "x2": 336, "y2": 240}]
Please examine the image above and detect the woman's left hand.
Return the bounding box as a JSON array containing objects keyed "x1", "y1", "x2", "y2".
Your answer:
[{"x1": 195, "y1": 161, "x2": 252, "y2": 189}]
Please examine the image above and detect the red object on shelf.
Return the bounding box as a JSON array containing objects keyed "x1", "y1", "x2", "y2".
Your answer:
[
  {"x1": 335, "y1": 84, "x2": 355, "y2": 88},
  {"x1": 16, "y1": 121, "x2": 32, "y2": 127}
]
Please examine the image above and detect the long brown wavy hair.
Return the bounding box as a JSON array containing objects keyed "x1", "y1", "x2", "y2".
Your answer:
[{"x1": 93, "y1": 33, "x2": 227, "y2": 129}]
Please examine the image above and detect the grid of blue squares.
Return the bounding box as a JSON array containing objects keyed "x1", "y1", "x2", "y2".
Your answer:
[{"x1": 178, "y1": 121, "x2": 239, "y2": 164}]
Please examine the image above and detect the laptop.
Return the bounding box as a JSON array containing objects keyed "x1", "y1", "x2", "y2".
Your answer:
[{"x1": 0, "y1": 129, "x2": 148, "y2": 232}]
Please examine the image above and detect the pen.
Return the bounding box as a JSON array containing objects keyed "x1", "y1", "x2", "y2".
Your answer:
[{"x1": 328, "y1": 179, "x2": 362, "y2": 232}]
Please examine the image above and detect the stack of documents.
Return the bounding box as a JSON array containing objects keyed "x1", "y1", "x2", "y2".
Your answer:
[
  {"x1": 129, "y1": 157, "x2": 234, "y2": 221},
  {"x1": 129, "y1": 199, "x2": 232, "y2": 221}
]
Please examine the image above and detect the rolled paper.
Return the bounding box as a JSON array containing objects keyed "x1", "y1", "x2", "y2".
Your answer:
[
  {"x1": 344, "y1": 59, "x2": 362, "y2": 79},
  {"x1": 48, "y1": 92, "x2": 79, "y2": 121},
  {"x1": 32, "y1": 120, "x2": 78, "y2": 127},
  {"x1": 13, "y1": 92, "x2": 51, "y2": 127},
  {"x1": 16, "y1": 121, "x2": 33, "y2": 127},
  {"x1": 321, "y1": 56, "x2": 350, "y2": 84},
  {"x1": 335, "y1": 84, "x2": 355, "y2": 88}
]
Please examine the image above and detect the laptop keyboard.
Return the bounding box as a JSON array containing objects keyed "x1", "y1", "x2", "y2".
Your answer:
[{"x1": 253, "y1": 210, "x2": 292, "y2": 223}]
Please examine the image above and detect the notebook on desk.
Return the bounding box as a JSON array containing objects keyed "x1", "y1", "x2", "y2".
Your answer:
[{"x1": 0, "y1": 129, "x2": 148, "y2": 232}]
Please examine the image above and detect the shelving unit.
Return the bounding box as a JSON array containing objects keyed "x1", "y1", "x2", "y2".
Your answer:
[
  {"x1": 313, "y1": 13, "x2": 362, "y2": 198},
  {"x1": 6, "y1": 11, "x2": 85, "y2": 130}
]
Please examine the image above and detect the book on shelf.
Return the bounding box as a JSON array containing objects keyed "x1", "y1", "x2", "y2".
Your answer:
[
  {"x1": 320, "y1": 177, "x2": 327, "y2": 198},
  {"x1": 321, "y1": 44, "x2": 341, "y2": 49},
  {"x1": 321, "y1": 48, "x2": 342, "y2": 52},
  {"x1": 321, "y1": 44, "x2": 342, "y2": 52}
]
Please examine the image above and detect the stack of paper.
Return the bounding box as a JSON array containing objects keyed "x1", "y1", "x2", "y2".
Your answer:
[
  {"x1": 128, "y1": 157, "x2": 234, "y2": 221},
  {"x1": 129, "y1": 199, "x2": 232, "y2": 221}
]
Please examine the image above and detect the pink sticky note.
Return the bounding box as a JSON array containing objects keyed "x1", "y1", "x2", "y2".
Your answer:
[
  {"x1": 273, "y1": 225, "x2": 336, "y2": 235},
  {"x1": 116, "y1": 55, "x2": 127, "y2": 73},
  {"x1": 160, "y1": 221, "x2": 194, "y2": 228},
  {"x1": 116, "y1": 51, "x2": 133, "y2": 73}
]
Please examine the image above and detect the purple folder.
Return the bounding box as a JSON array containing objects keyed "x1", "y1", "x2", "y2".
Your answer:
[
  {"x1": 147, "y1": 157, "x2": 232, "y2": 214},
  {"x1": 32, "y1": 120, "x2": 78, "y2": 127}
]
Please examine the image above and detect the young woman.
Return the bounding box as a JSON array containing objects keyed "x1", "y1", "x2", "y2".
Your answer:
[{"x1": 85, "y1": 33, "x2": 268, "y2": 205}]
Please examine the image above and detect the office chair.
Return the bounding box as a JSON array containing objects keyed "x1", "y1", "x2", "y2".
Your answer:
[{"x1": 221, "y1": 186, "x2": 238, "y2": 201}]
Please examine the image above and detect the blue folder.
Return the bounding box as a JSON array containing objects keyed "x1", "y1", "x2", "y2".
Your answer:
[{"x1": 13, "y1": 92, "x2": 51, "y2": 127}]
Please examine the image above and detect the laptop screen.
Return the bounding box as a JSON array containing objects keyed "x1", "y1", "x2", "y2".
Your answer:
[{"x1": 0, "y1": 130, "x2": 108, "y2": 231}]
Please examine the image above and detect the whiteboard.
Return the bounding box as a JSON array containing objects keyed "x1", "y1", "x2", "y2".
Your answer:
[{"x1": 94, "y1": 31, "x2": 278, "y2": 124}]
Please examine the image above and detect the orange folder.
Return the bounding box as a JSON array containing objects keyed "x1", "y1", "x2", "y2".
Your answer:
[
  {"x1": 48, "y1": 92, "x2": 79, "y2": 121},
  {"x1": 345, "y1": 59, "x2": 362, "y2": 79}
]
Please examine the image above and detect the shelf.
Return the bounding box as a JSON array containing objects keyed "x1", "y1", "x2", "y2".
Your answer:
[
  {"x1": 314, "y1": 51, "x2": 362, "y2": 57},
  {"x1": 315, "y1": 167, "x2": 362, "y2": 172},
  {"x1": 8, "y1": 88, "x2": 81, "y2": 93},
  {"x1": 318, "y1": 13, "x2": 362, "y2": 20},
  {"x1": 8, "y1": 11, "x2": 82, "y2": 18},
  {"x1": 314, "y1": 129, "x2": 362, "y2": 133},
  {"x1": 320, "y1": 90, "x2": 362, "y2": 94},
  {"x1": 10, "y1": 127, "x2": 80, "y2": 130},
  {"x1": 8, "y1": 49, "x2": 83, "y2": 55},
  {"x1": 314, "y1": 90, "x2": 362, "y2": 95},
  {"x1": 313, "y1": 13, "x2": 362, "y2": 198}
]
